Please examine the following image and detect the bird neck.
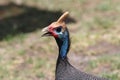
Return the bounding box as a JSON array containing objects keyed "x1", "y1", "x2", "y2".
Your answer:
[
  {"x1": 55, "y1": 28, "x2": 70, "y2": 60},
  {"x1": 55, "y1": 28, "x2": 71, "y2": 79}
]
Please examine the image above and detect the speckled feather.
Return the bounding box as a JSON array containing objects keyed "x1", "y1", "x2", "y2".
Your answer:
[{"x1": 55, "y1": 58, "x2": 109, "y2": 80}]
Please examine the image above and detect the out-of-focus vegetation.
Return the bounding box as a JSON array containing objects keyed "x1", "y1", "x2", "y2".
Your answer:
[{"x1": 0, "y1": 0, "x2": 120, "y2": 80}]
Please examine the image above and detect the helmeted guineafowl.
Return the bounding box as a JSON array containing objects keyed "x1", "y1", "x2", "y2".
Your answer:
[{"x1": 41, "y1": 12, "x2": 109, "y2": 80}]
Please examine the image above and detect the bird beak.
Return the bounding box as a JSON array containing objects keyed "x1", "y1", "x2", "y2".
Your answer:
[{"x1": 41, "y1": 27, "x2": 51, "y2": 37}]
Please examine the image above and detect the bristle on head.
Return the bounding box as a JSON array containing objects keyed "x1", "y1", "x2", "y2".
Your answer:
[{"x1": 57, "y1": 12, "x2": 69, "y2": 23}]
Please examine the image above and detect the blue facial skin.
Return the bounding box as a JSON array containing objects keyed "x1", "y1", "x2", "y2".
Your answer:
[{"x1": 55, "y1": 30, "x2": 69, "y2": 59}]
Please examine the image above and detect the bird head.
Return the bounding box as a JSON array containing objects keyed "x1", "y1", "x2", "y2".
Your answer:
[{"x1": 41, "y1": 12, "x2": 69, "y2": 39}]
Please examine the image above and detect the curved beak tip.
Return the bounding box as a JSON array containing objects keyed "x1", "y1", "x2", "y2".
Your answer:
[
  {"x1": 41, "y1": 27, "x2": 51, "y2": 37},
  {"x1": 41, "y1": 27, "x2": 48, "y2": 32}
]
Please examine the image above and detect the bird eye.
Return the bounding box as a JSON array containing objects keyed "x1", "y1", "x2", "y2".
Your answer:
[{"x1": 56, "y1": 26, "x2": 62, "y2": 32}]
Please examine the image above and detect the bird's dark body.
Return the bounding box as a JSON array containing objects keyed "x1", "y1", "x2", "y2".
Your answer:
[{"x1": 55, "y1": 57, "x2": 108, "y2": 80}]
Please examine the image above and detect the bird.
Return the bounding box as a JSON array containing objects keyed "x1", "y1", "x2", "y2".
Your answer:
[{"x1": 41, "y1": 12, "x2": 109, "y2": 80}]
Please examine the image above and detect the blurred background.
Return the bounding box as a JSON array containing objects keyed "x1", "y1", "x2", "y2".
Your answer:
[{"x1": 0, "y1": 0, "x2": 120, "y2": 80}]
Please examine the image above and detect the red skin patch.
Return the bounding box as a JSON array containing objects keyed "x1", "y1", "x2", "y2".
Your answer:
[{"x1": 48, "y1": 26, "x2": 58, "y2": 38}]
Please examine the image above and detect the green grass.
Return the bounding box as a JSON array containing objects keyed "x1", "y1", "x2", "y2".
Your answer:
[
  {"x1": 86, "y1": 54, "x2": 120, "y2": 79},
  {"x1": 95, "y1": 0, "x2": 113, "y2": 11},
  {"x1": 94, "y1": 16, "x2": 114, "y2": 29}
]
